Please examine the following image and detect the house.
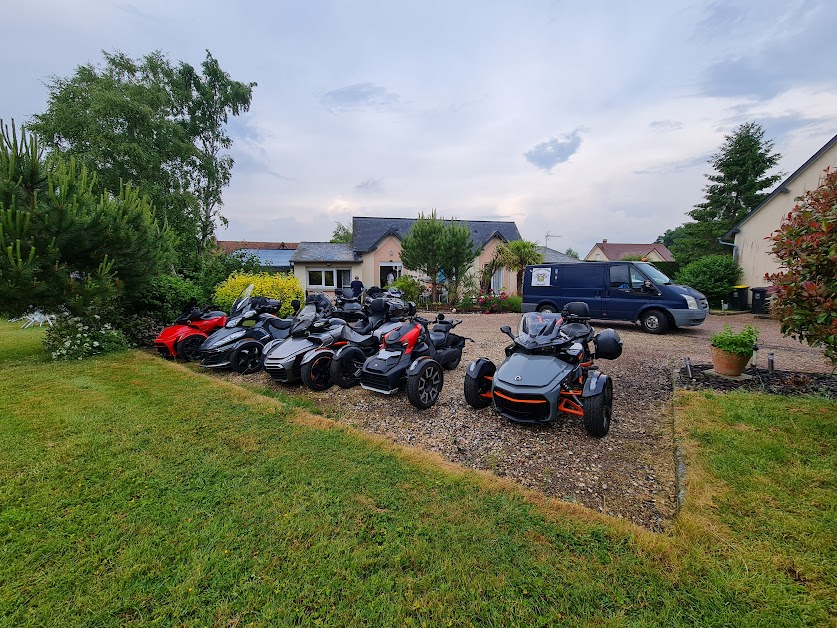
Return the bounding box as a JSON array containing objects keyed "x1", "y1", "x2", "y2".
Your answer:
[
  {"x1": 290, "y1": 216, "x2": 522, "y2": 294},
  {"x1": 537, "y1": 246, "x2": 582, "y2": 264},
  {"x1": 723, "y1": 133, "x2": 837, "y2": 289},
  {"x1": 584, "y1": 240, "x2": 675, "y2": 262},
  {"x1": 216, "y1": 241, "x2": 298, "y2": 273}
]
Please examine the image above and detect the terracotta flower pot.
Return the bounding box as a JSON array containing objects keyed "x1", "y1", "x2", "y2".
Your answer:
[{"x1": 710, "y1": 346, "x2": 752, "y2": 376}]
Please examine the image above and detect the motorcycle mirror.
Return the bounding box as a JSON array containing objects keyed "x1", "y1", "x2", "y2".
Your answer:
[
  {"x1": 291, "y1": 299, "x2": 301, "y2": 313},
  {"x1": 499, "y1": 325, "x2": 514, "y2": 339}
]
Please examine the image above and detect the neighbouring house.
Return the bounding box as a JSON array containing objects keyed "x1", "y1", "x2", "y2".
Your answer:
[
  {"x1": 537, "y1": 246, "x2": 582, "y2": 264},
  {"x1": 584, "y1": 240, "x2": 675, "y2": 262},
  {"x1": 723, "y1": 133, "x2": 837, "y2": 290},
  {"x1": 290, "y1": 216, "x2": 523, "y2": 295},
  {"x1": 216, "y1": 241, "x2": 298, "y2": 273}
]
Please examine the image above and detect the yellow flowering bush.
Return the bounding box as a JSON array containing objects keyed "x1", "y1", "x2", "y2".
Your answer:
[{"x1": 213, "y1": 272, "x2": 304, "y2": 317}]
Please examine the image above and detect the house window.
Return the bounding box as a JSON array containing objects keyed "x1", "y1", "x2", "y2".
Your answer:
[{"x1": 307, "y1": 268, "x2": 351, "y2": 289}]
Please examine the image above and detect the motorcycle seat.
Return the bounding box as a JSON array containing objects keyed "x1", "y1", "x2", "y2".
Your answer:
[
  {"x1": 429, "y1": 331, "x2": 447, "y2": 347},
  {"x1": 266, "y1": 318, "x2": 292, "y2": 330},
  {"x1": 341, "y1": 327, "x2": 376, "y2": 347}
]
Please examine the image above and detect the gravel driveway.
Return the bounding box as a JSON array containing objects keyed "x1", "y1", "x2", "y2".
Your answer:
[{"x1": 243, "y1": 311, "x2": 833, "y2": 532}]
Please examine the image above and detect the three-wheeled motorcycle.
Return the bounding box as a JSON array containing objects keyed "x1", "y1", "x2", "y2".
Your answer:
[
  {"x1": 198, "y1": 284, "x2": 298, "y2": 374},
  {"x1": 360, "y1": 314, "x2": 466, "y2": 410},
  {"x1": 154, "y1": 302, "x2": 228, "y2": 361},
  {"x1": 463, "y1": 302, "x2": 622, "y2": 437}
]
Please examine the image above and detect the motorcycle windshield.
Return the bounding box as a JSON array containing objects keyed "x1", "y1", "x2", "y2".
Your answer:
[{"x1": 231, "y1": 284, "x2": 255, "y2": 316}]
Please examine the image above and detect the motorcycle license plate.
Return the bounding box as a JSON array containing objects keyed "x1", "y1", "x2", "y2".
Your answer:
[{"x1": 376, "y1": 349, "x2": 401, "y2": 359}]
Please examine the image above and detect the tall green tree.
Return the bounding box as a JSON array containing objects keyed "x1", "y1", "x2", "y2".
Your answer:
[
  {"x1": 174, "y1": 51, "x2": 257, "y2": 252},
  {"x1": 399, "y1": 210, "x2": 446, "y2": 301},
  {"x1": 659, "y1": 122, "x2": 783, "y2": 266},
  {"x1": 30, "y1": 49, "x2": 255, "y2": 260},
  {"x1": 329, "y1": 221, "x2": 353, "y2": 243},
  {"x1": 439, "y1": 221, "x2": 478, "y2": 301},
  {"x1": 0, "y1": 121, "x2": 172, "y2": 316},
  {"x1": 496, "y1": 240, "x2": 544, "y2": 295},
  {"x1": 690, "y1": 122, "x2": 783, "y2": 228},
  {"x1": 564, "y1": 247, "x2": 580, "y2": 259}
]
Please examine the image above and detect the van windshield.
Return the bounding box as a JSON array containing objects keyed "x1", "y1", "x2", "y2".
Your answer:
[{"x1": 636, "y1": 262, "x2": 672, "y2": 285}]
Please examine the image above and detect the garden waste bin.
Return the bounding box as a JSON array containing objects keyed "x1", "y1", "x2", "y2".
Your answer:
[
  {"x1": 730, "y1": 286, "x2": 749, "y2": 311},
  {"x1": 751, "y1": 287, "x2": 768, "y2": 315}
]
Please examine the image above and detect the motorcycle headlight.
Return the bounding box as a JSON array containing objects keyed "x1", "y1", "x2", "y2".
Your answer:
[
  {"x1": 683, "y1": 295, "x2": 698, "y2": 310},
  {"x1": 226, "y1": 316, "x2": 243, "y2": 328}
]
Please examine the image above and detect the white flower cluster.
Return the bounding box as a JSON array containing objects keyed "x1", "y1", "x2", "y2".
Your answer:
[{"x1": 45, "y1": 315, "x2": 126, "y2": 360}]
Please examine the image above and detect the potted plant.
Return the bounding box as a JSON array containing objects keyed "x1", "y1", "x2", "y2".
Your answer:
[{"x1": 710, "y1": 324, "x2": 759, "y2": 376}]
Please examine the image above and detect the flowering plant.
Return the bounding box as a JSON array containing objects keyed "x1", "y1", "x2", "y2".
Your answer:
[
  {"x1": 43, "y1": 313, "x2": 128, "y2": 360},
  {"x1": 476, "y1": 289, "x2": 508, "y2": 313}
]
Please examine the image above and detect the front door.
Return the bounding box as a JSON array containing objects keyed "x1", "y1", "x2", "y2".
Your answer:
[{"x1": 379, "y1": 264, "x2": 402, "y2": 287}]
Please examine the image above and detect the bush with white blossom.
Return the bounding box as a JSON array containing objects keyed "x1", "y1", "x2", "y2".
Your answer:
[{"x1": 43, "y1": 314, "x2": 128, "y2": 360}]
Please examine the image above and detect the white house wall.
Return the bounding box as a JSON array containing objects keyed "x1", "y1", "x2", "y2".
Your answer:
[{"x1": 734, "y1": 145, "x2": 837, "y2": 289}]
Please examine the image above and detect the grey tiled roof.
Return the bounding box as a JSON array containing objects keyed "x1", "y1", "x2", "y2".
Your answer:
[
  {"x1": 352, "y1": 216, "x2": 522, "y2": 252},
  {"x1": 290, "y1": 242, "x2": 360, "y2": 263},
  {"x1": 537, "y1": 246, "x2": 582, "y2": 264}
]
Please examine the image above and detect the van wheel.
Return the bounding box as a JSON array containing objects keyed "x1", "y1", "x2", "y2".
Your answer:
[
  {"x1": 538, "y1": 304, "x2": 557, "y2": 313},
  {"x1": 640, "y1": 309, "x2": 668, "y2": 334}
]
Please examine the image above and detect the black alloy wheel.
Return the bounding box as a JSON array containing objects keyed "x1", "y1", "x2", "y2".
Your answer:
[
  {"x1": 407, "y1": 360, "x2": 444, "y2": 410},
  {"x1": 330, "y1": 349, "x2": 365, "y2": 388},
  {"x1": 301, "y1": 353, "x2": 333, "y2": 391},
  {"x1": 177, "y1": 335, "x2": 204, "y2": 361},
  {"x1": 231, "y1": 342, "x2": 263, "y2": 375}
]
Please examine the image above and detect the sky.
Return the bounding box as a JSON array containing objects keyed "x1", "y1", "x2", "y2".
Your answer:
[{"x1": 3, "y1": 0, "x2": 837, "y2": 257}]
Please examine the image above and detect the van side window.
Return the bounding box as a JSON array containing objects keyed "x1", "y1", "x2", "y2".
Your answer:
[
  {"x1": 630, "y1": 267, "x2": 646, "y2": 291},
  {"x1": 610, "y1": 265, "x2": 629, "y2": 289}
]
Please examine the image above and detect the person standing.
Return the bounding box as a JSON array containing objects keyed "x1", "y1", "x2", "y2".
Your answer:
[
  {"x1": 350, "y1": 276, "x2": 364, "y2": 298},
  {"x1": 386, "y1": 270, "x2": 395, "y2": 285}
]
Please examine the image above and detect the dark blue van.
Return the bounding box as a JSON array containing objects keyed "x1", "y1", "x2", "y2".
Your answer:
[{"x1": 521, "y1": 261, "x2": 708, "y2": 334}]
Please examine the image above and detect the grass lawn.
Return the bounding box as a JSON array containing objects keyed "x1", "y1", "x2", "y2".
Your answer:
[{"x1": 0, "y1": 320, "x2": 834, "y2": 625}]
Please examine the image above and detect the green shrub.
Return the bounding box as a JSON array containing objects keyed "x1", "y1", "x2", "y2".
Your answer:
[
  {"x1": 119, "y1": 313, "x2": 165, "y2": 348},
  {"x1": 675, "y1": 255, "x2": 742, "y2": 307},
  {"x1": 503, "y1": 295, "x2": 523, "y2": 313},
  {"x1": 386, "y1": 275, "x2": 424, "y2": 303},
  {"x1": 44, "y1": 313, "x2": 128, "y2": 360},
  {"x1": 767, "y1": 168, "x2": 837, "y2": 364},
  {"x1": 710, "y1": 324, "x2": 759, "y2": 356},
  {"x1": 135, "y1": 275, "x2": 205, "y2": 323},
  {"x1": 214, "y1": 272, "x2": 303, "y2": 317}
]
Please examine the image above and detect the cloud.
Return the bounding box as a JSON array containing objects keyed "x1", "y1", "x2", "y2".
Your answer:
[
  {"x1": 634, "y1": 153, "x2": 710, "y2": 175},
  {"x1": 649, "y1": 120, "x2": 684, "y2": 132},
  {"x1": 320, "y1": 83, "x2": 400, "y2": 113},
  {"x1": 523, "y1": 129, "x2": 584, "y2": 173},
  {"x1": 699, "y1": 1, "x2": 837, "y2": 99},
  {"x1": 355, "y1": 178, "x2": 385, "y2": 194}
]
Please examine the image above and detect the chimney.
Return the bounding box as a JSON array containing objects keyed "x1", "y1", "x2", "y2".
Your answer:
[{"x1": 602, "y1": 239, "x2": 607, "y2": 244}]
